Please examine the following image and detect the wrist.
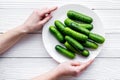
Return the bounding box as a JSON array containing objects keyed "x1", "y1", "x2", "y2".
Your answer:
[
  {"x1": 14, "y1": 24, "x2": 29, "y2": 34},
  {"x1": 7, "y1": 25, "x2": 28, "y2": 37},
  {"x1": 49, "y1": 68, "x2": 63, "y2": 80},
  {"x1": 44, "y1": 69, "x2": 60, "y2": 80}
]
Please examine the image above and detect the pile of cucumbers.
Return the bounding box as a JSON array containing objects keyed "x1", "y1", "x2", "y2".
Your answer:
[{"x1": 49, "y1": 10, "x2": 105, "y2": 59}]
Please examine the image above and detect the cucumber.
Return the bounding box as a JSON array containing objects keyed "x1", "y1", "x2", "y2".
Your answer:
[
  {"x1": 82, "y1": 40, "x2": 98, "y2": 49},
  {"x1": 63, "y1": 27, "x2": 88, "y2": 42},
  {"x1": 55, "y1": 45, "x2": 75, "y2": 59},
  {"x1": 70, "y1": 23, "x2": 90, "y2": 35},
  {"x1": 64, "y1": 18, "x2": 90, "y2": 35},
  {"x1": 64, "y1": 41, "x2": 90, "y2": 57},
  {"x1": 54, "y1": 20, "x2": 65, "y2": 34},
  {"x1": 67, "y1": 10, "x2": 93, "y2": 23},
  {"x1": 79, "y1": 23, "x2": 93, "y2": 30},
  {"x1": 49, "y1": 26, "x2": 65, "y2": 43},
  {"x1": 89, "y1": 32, "x2": 105, "y2": 44},
  {"x1": 81, "y1": 49, "x2": 90, "y2": 57},
  {"x1": 64, "y1": 18, "x2": 93, "y2": 30},
  {"x1": 64, "y1": 41, "x2": 78, "y2": 53},
  {"x1": 65, "y1": 36, "x2": 84, "y2": 51}
]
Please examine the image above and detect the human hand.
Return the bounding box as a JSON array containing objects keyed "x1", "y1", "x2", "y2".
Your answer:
[
  {"x1": 21, "y1": 7, "x2": 57, "y2": 33},
  {"x1": 32, "y1": 60, "x2": 94, "y2": 80},
  {"x1": 54, "y1": 59, "x2": 94, "y2": 77}
]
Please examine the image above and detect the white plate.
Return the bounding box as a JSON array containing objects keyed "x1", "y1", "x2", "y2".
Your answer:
[{"x1": 42, "y1": 4, "x2": 105, "y2": 63}]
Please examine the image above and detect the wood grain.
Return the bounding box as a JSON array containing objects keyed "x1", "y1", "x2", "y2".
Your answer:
[
  {"x1": 0, "y1": 0, "x2": 120, "y2": 80},
  {"x1": 1, "y1": 1, "x2": 120, "y2": 9},
  {"x1": 0, "y1": 58, "x2": 120, "y2": 80}
]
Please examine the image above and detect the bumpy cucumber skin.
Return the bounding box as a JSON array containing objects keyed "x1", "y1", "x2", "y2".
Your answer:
[
  {"x1": 71, "y1": 23, "x2": 90, "y2": 35},
  {"x1": 63, "y1": 27, "x2": 88, "y2": 42},
  {"x1": 89, "y1": 33, "x2": 105, "y2": 44},
  {"x1": 55, "y1": 45, "x2": 75, "y2": 59},
  {"x1": 64, "y1": 18, "x2": 74, "y2": 27},
  {"x1": 54, "y1": 20, "x2": 65, "y2": 34},
  {"x1": 49, "y1": 26, "x2": 65, "y2": 43},
  {"x1": 64, "y1": 40, "x2": 90, "y2": 57},
  {"x1": 67, "y1": 10, "x2": 93, "y2": 24},
  {"x1": 64, "y1": 41, "x2": 78, "y2": 53},
  {"x1": 79, "y1": 24, "x2": 93, "y2": 31},
  {"x1": 65, "y1": 36, "x2": 84, "y2": 51},
  {"x1": 64, "y1": 18, "x2": 93, "y2": 30},
  {"x1": 83, "y1": 40, "x2": 98, "y2": 49},
  {"x1": 81, "y1": 49, "x2": 90, "y2": 57},
  {"x1": 64, "y1": 18, "x2": 90, "y2": 35}
]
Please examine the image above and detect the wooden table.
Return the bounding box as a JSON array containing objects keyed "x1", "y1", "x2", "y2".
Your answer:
[{"x1": 0, "y1": 0, "x2": 120, "y2": 79}]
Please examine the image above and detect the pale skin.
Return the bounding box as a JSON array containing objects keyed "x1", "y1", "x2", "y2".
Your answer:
[
  {"x1": 33, "y1": 60, "x2": 94, "y2": 80},
  {"x1": 0, "y1": 7, "x2": 94, "y2": 80}
]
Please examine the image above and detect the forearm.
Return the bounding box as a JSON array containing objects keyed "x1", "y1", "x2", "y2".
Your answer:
[
  {"x1": 32, "y1": 69, "x2": 61, "y2": 80},
  {"x1": 0, "y1": 25, "x2": 27, "y2": 54}
]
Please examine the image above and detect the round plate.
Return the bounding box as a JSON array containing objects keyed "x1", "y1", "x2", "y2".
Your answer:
[{"x1": 42, "y1": 4, "x2": 105, "y2": 63}]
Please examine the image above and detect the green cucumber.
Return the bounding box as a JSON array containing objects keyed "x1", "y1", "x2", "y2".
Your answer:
[
  {"x1": 54, "y1": 20, "x2": 65, "y2": 34},
  {"x1": 81, "y1": 49, "x2": 90, "y2": 57},
  {"x1": 65, "y1": 41, "x2": 89, "y2": 56},
  {"x1": 64, "y1": 41, "x2": 78, "y2": 53},
  {"x1": 79, "y1": 23, "x2": 93, "y2": 30},
  {"x1": 64, "y1": 18, "x2": 93, "y2": 30},
  {"x1": 63, "y1": 27, "x2": 88, "y2": 42},
  {"x1": 70, "y1": 22, "x2": 90, "y2": 35},
  {"x1": 49, "y1": 26, "x2": 65, "y2": 43},
  {"x1": 83, "y1": 40, "x2": 98, "y2": 49},
  {"x1": 89, "y1": 32, "x2": 105, "y2": 44},
  {"x1": 67, "y1": 10, "x2": 93, "y2": 23},
  {"x1": 65, "y1": 36, "x2": 84, "y2": 51},
  {"x1": 55, "y1": 45, "x2": 75, "y2": 59}
]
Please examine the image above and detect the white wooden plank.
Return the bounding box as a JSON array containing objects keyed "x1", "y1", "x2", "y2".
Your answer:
[
  {"x1": 0, "y1": 0, "x2": 56, "y2": 2},
  {"x1": 0, "y1": 9, "x2": 31, "y2": 32},
  {"x1": 0, "y1": 0, "x2": 116, "y2": 3},
  {"x1": 0, "y1": 33, "x2": 120, "y2": 58},
  {"x1": 0, "y1": 9, "x2": 120, "y2": 32},
  {"x1": 1, "y1": 0, "x2": 120, "y2": 3},
  {"x1": 1, "y1": 1, "x2": 120, "y2": 9},
  {"x1": 0, "y1": 58, "x2": 120, "y2": 80}
]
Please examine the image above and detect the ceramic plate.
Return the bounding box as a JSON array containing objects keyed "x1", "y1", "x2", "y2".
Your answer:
[{"x1": 42, "y1": 4, "x2": 105, "y2": 63}]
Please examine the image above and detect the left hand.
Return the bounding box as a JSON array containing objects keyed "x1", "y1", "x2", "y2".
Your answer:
[
  {"x1": 54, "y1": 59, "x2": 94, "y2": 77},
  {"x1": 32, "y1": 60, "x2": 94, "y2": 80},
  {"x1": 21, "y1": 7, "x2": 57, "y2": 33}
]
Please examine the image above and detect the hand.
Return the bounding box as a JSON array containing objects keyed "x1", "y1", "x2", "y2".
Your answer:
[
  {"x1": 32, "y1": 59, "x2": 94, "y2": 80},
  {"x1": 21, "y1": 7, "x2": 57, "y2": 33},
  {"x1": 54, "y1": 59, "x2": 94, "y2": 77}
]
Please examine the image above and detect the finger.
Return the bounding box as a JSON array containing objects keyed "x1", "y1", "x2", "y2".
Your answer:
[
  {"x1": 49, "y1": 6, "x2": 57, "y2": 12},
  {"x1": 39, "y1": 6, "x2": 57, "y2": 17},
  {"x1": 78, "y1": 59, "x2": 94, "y2": 72},
  {"x1": 82, "y1": 59, "x2": 94, "y2": 69},
  {"x1": 41, "y1": 7, "x2": 48, "y2": 11},
  {"x1": 39, "y1": 14, "x2": 52, "y2": 25},
  {"x1": 70, "y1": 61, "x2": 81, "y2": 66}
]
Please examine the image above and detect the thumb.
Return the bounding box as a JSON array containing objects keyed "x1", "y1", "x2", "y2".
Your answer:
[{"x1": 78, "y1": 59, "x2": 94, "y2": 72}]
